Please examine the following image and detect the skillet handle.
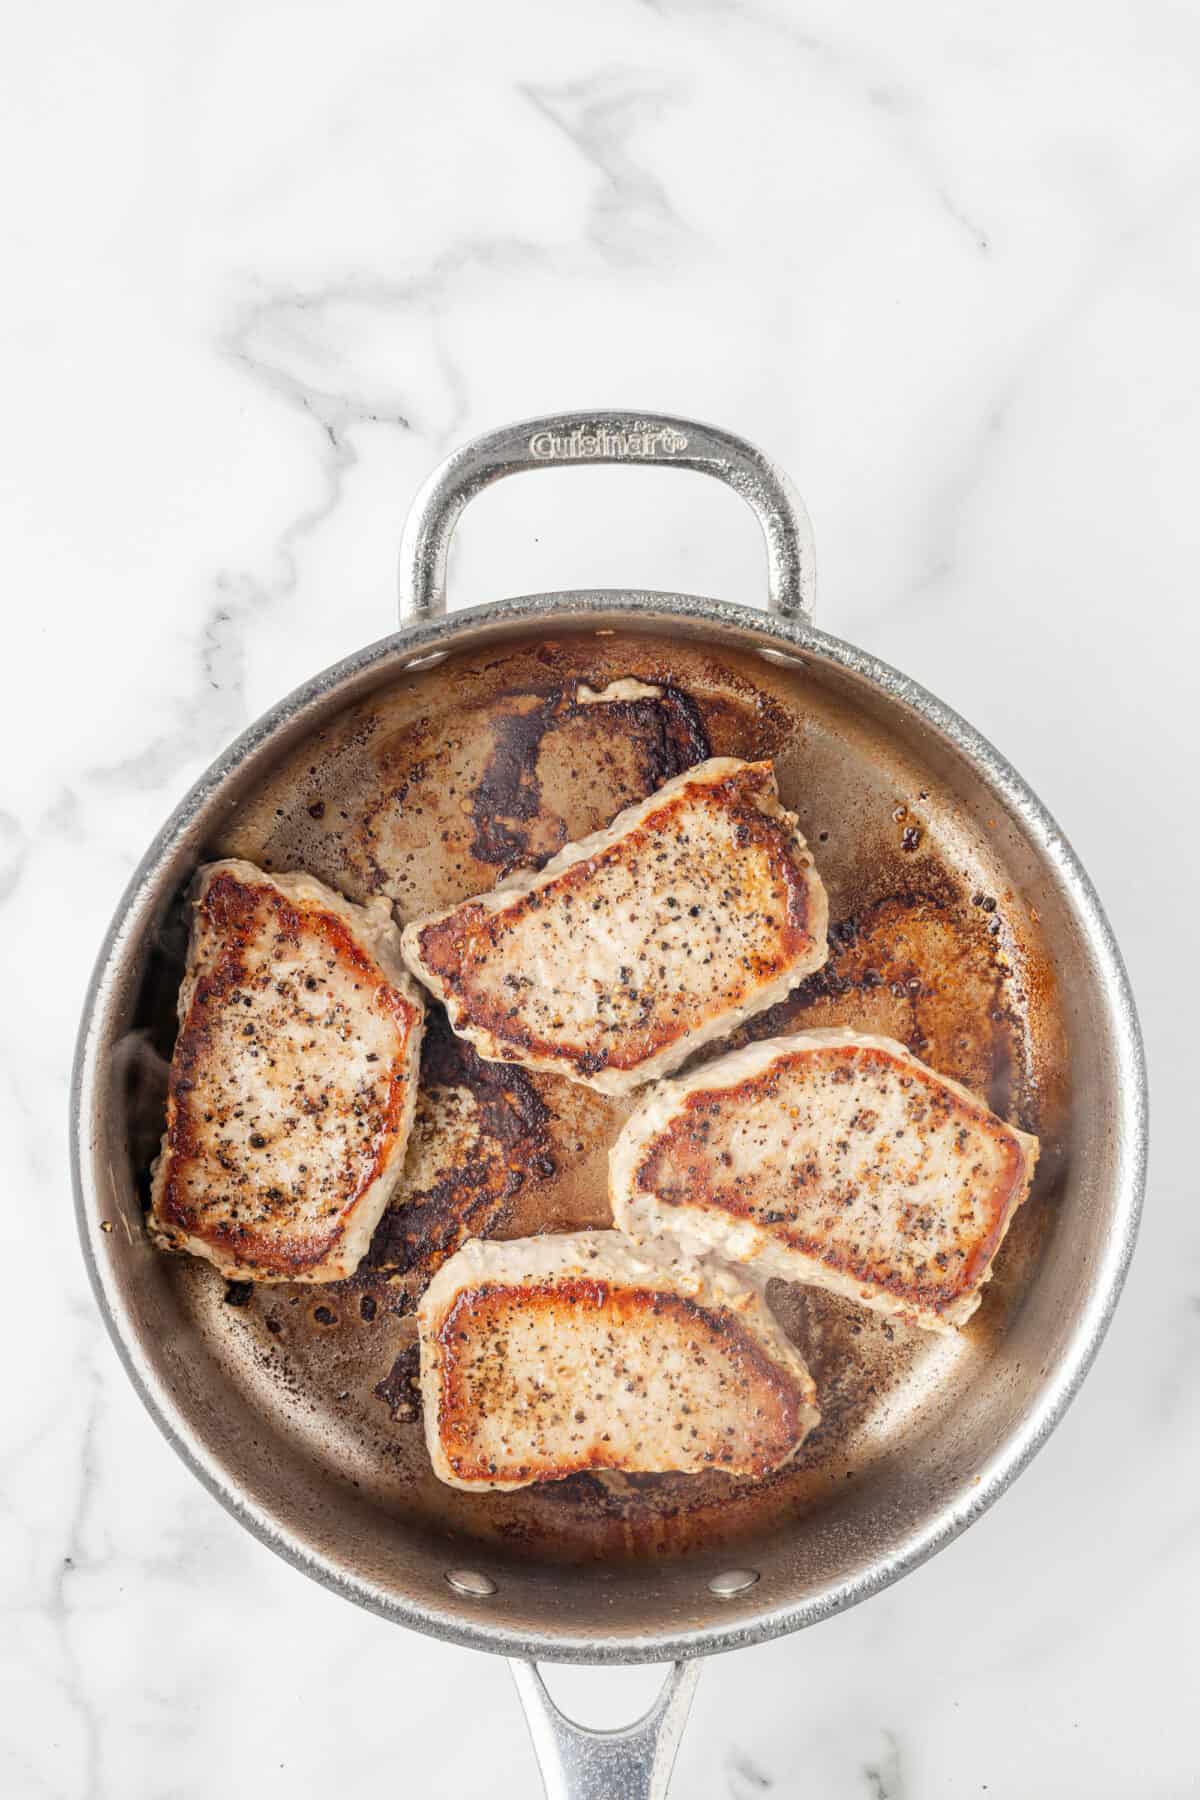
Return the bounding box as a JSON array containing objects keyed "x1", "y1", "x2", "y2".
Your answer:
[
  {"x1": 397, "y1": 411, "x2": 816, "y2": 625},
  {"x1": 509, "y1": 1659, "x2": 701, "y2": 1800}
]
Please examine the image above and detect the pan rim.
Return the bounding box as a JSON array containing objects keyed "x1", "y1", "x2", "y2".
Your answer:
[{"x1": 70, "y1": 589, "x2": 1147, "y2": 1664}]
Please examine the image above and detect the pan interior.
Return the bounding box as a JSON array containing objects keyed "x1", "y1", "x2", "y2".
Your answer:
[{"x1": 118, "y1": 626, "x2": 1069, "y2": 1573}]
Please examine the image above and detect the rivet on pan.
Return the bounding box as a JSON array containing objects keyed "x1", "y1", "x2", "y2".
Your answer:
[
  {"x1": 445, "y1": 1568, "x2": 498, "y2": 1597},
  {"x1": 708, "y1": 1568, "x2": 759, "y2": 1597},
  {"x1": 756, "y1": 647, "x2": 809, "y2": 671}
]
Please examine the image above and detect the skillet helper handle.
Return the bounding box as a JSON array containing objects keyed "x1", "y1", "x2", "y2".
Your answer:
[
  {"x1": 397, "y1": 410, "x2": 816, "y2": 625},
  {"x1": 509, "y1": 1660, "x2": 702, "y2": 1800}
]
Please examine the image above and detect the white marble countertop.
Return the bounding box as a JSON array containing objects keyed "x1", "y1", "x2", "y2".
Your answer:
[{"x1": 3, "y1": 1, "x2": 1198, "y2": 1795}]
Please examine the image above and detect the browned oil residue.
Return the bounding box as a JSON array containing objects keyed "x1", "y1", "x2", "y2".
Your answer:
[
  {"x1": 351, "y1": 1009, "x2": 554, "y2": 1310},
  {"x1": 468, "y1": 682, "x2": 709, "y2": 874},
  {"x1": 735, "y1": 880, "x2": 1030, "y2": 1125},
  {"x1": 333, "y1": 679, "x2": 712, "y2": 914}
]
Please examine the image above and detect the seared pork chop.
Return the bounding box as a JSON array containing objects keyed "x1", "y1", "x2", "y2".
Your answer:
[
  {"x1": 610, "y1": 1028, "x2": 1039, "y2": 1332},
  {"x1": 417, "y1": 1231, "x2": 819, "y2": 1490},
  {"x1": 150, "y1": 860, "x2": 424, "y2": 1282},
  {"x1": 402, "y1": 759, "x2": 828, "y2": 1095}
]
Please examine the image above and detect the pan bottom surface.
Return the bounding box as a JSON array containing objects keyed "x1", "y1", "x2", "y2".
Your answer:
[{"x1": 122, "y1": 628, "x2": 1068, "y2": 1568}]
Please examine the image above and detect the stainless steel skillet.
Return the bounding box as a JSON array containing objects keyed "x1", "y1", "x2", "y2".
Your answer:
[{"x1": 72, "y1": 412, "x2": 1146, "y2": 1799}]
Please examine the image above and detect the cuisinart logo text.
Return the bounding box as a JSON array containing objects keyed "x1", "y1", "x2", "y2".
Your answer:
[{"x1": 528, "y1": 424, "x2": 690, "y2": 460}]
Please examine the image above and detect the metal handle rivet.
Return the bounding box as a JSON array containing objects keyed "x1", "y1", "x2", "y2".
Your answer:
[
  {"x1": 445, "y1": 1568, "x2": 498, "y2": 1597},
  {"x1": 708, "y1": 1568, "x2": 760, "y2": 1597},
  {"x1": 757, "y1": 647, "x2": 809, "y2": 671}
]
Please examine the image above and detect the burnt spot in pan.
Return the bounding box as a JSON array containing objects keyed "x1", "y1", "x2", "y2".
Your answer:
[{"x1": 375, "y1": 1344, "x2": 421, "y2": 1422}]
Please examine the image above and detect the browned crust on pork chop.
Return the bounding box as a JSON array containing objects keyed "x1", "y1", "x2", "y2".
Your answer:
[
  {"x1": 150, "y1": 861, "x2": 424, "y2": 1281},
  {"x1": 610, "y1": 1029, "x2": 1039, "y2": 1331},
  {"x1": 402, "y1": 760, "x2": 828, "y2": 1095},
  {"x1": 417, "y1": 1232, "x2": 819, "y2": 1490}
]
